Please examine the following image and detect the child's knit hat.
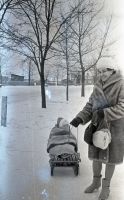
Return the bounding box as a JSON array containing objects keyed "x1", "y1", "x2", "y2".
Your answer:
[{"x1": 57, "y1": 117, "x2": 69, "y2": 127}]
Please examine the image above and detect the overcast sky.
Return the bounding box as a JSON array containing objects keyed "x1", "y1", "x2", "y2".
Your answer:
[
  {"x1": 1, "y1": 0, "x2": 124, "y2": 77},
  {"x1": 104, "y1": 0, "x2": 124, "y2": 73}
]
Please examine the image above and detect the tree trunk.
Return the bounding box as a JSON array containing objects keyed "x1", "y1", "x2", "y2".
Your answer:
[
  {"x1": 40, "y1": 63, "x2": 46, "y2": 108},
  {"x1": 28, "y1": 60, "x2": 31, "y2": 86},
  {"x1": 81, "y1": 68, "x2": 85, "y2": 97},
  {"x1": 66, "y1": 66, "x2": 69, "y2": 101},
  {"x1": 65, "y1": 24, "x2": 69, "y2": 101},
  {"x1": 78, "y1": 33, "x2": 85, "y2": 97},
  {"x1": 66, "y1": 55, "x2": 69, "y2": 101},
  {"x1": 0, "y1": 65, "x2": 2, "y2": 85},
  {"x1": 57, "y1": 70, "x2": 59, "y2": 85}
]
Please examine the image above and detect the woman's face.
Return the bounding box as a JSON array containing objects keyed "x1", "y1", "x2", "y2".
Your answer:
[{"x1": 97, "y1": 68, "x2": 114, "y2": 82}]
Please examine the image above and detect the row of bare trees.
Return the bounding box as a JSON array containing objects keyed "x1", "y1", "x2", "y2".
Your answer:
[
  {"x1": 56, "y1": 1, "x2": 113, "y2": 99},
  {"x1": 0, "y1": 0, "x2": 113, "y2": 108}
]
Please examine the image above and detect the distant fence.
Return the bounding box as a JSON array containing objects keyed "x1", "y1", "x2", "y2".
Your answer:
[{"x1": 6, "y1": 81, "x2": 35, "y2": 86}]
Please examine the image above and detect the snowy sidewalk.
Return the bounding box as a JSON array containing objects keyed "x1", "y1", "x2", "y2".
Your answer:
[{"x1": 0, "y1": 86, "x2": 124, "y2": 200}]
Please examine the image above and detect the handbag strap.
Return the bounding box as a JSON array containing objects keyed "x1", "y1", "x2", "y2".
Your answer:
[{"x1": 99, "y1": 83, "x2": 110, "y2": 129}]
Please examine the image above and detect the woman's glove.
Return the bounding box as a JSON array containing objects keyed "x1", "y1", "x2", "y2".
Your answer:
[
  {"x1": 97, "y1": 109, "x2": 104, "y2": 119},
  {"x1": 70, "y1": 117, "x2": 82, "y2": 127}
]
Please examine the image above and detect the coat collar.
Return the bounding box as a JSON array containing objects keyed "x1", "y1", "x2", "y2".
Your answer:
[{"x1": 101, "y1": 71, "x2": 123, "y2": 90}]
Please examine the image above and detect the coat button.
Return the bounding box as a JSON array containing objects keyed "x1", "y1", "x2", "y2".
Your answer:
[{"x1": 104, "y1": 157, "x2": 106, "y2": 159}]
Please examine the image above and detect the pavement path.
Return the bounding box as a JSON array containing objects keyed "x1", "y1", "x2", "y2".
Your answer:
[{"x1": 0, "y1": 86, "x2": 123, "y2": 200}]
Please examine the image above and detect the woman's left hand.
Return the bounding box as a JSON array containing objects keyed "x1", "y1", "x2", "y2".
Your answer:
[{"x1": 97, "y1": 109, "x2": 104, "y2": 119}]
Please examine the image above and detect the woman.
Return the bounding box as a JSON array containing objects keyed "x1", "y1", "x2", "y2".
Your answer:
[{"x1": 70, "y1": 63, "x2": 124, "y2": 200}]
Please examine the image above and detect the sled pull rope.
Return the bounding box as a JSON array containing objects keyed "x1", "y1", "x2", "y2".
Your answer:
[
  {"x1": 70, "y1": 125, "x2": 79, "y2": 151},
  {"x1": 70, "y1": 125, "x2": 78, "y2": 138},
  {"x1": 77, "y1": 127, "x2": 79, "y2": 151}
]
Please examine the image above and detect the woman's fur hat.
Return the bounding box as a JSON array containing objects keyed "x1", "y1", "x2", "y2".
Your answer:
[{"x1": 97, "y1": 58, "x2": 119, "y2": 71}]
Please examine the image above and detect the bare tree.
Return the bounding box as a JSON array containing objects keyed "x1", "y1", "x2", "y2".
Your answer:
[
  {"x1": 68, "y1": 0, "x2": 112, "y2": 96},
  {"x1": 57, "y1": 20, "x2": 72, "y2": 101},
  {"x1": 21, "y1": 58, "x2": 34, "y2": 85},
  {"x1": 54, "y1": 0, "x2": 113, "y2": 98},
  {"x1": 55, "y1": 16, "x2": 79, "y2": 101},
  {"x1": 49, "y1": 61, "x2": 64, "y2": 85},
  {"x1": 0, "y1": 0, "x2": 15, "y2": 24},
  {"x1": 0, "y1": 0, "x2": 82, "y2": 108}
]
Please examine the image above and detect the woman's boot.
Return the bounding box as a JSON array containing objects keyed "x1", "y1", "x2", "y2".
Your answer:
[
  {"x1": 98, "y1": 178, "x2": 110, "y2": 200},
  {"x1": 84, "y1": 175, "x2": 102, "y2": 193},
  {"x1": 99, "y1": 163, "x2": 115, "y2": 199}
]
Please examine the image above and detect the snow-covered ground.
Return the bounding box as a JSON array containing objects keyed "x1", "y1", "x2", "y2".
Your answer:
[{"x1": 0, "y1": 85, "x2": 124, "y2": 200}]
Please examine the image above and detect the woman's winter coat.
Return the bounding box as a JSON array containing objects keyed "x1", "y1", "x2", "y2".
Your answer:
[{"x1": 77, "y1": 71, "x2": 124, "y2": 164}]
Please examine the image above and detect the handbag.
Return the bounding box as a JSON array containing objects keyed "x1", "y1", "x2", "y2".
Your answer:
[
  {"x1": 92, "y1": 86, "x2": 112, "y2": 150},
  {"x1": 84, "y1": 123, "x2": 97, "y2": 145},
  {"x1": 93, "y1": 128, "x2": 111, "y2": 150}
]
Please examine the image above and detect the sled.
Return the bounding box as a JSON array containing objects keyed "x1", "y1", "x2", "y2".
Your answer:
[{"x1": 48, "y1": 126, "x2": 81, "y2": 176}]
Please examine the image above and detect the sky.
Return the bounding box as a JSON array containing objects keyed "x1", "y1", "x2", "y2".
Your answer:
[
  {"x1": 1, "y1": 0, "x2": 124, "y2": 77},
  {"x1": 104, "y1": 0, "x2": 124, "y2": 73}
]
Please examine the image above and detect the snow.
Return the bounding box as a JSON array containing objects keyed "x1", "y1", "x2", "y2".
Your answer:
[{"x1": 0, "y1": 85, "x2": 124, "y2": 200}]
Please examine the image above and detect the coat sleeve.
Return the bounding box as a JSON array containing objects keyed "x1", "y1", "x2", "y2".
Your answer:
[
  {"x1": 104, "y1": 83, "x2": 124, "y2": 122},
  {"x1": 76, "y1": 95, "x2": 93, "y2": 125}
]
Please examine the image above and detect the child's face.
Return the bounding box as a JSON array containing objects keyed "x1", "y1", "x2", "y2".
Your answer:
[{"x1": 62, "y1": 124, "x2": 70, "y2": 131}]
